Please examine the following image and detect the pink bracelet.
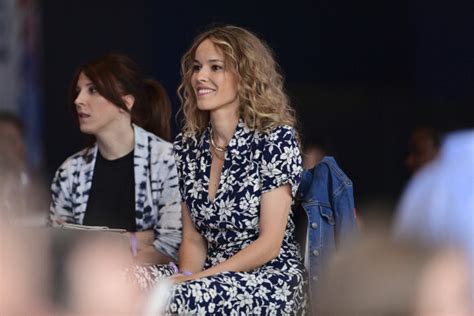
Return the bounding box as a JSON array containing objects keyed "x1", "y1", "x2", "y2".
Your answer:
[
  {"x1": 129, "y1": 232, "x2": 138, "y2": 257},
  {"x1": 169, "y1": 261, "x2": 179, "y2": 274},
  {"x1": 169, "y1": 262, "x2": 192, "y2": 276}
]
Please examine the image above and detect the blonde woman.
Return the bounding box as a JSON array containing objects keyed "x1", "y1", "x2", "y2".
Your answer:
[{"x1": 133, "y1": 25, "x2": 306, "y2": 314}]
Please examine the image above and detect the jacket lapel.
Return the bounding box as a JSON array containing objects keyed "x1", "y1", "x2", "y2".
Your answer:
[
  {"x1": 75, "y1": 145, "x2": 97, "y2": 223},
  {"x1": 133, "y1": 124, "x2": 152, "y2": 230}
]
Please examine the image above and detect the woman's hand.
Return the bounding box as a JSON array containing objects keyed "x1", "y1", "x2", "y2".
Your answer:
[
  {"x1": 169, "y1": 273, "x2": 195, "y2": 284},
  {"x1": 123, "y1": 230, "x2": 173, "y2": 264},
  {"x1": 128, "y1": 230, "x2": 154, "y2": 252}
]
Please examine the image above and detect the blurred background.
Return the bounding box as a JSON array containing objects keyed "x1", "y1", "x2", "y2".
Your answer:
[{"x1": 1, "y1": 0, "x2": 473, "y2": 221}]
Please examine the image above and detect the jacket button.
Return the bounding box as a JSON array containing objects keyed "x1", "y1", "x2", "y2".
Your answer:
[
  {"x1": 312, "y1": 250, "x2": 320, "y2": 256},
  {"x1": 312, "y1": 276, "x2": 319, "y2": 282},
  {"x1": 311, "y1": 222, "x2": 318, "y2": 229}
]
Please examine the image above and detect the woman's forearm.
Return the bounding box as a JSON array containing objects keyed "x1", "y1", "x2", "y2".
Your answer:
[
  {"x1": 128, "y1": 230, "x2": 174, "y2": 264},
  {"x1": 178, "y1": 237, "x2": 208, "y2": 273},
  {"x1": 177, "y1": 202, "x2": 208, "y2": 273},
  {"x1": 192, "y1": 235, "x2": 281, "y2": 280},
  {"x1": 136, "y1": 244, "x2": 174, "y2": 264},
  {"x1": 191, "y1": 188, "x2": 291, "y2": 280}
]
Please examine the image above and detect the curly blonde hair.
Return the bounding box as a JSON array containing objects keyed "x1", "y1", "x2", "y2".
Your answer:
[{"x1": 178, "y1": 25, "x2": 298, "y2": 136}]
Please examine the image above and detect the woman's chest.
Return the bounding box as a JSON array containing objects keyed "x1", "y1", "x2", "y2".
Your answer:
[{"x1": 183, "y1": 151, "x2": 263, "y2": 226}]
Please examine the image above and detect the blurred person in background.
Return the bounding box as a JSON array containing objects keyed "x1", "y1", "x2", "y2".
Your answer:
[
  {"x1": 302, "y1": 135, "x2": 333, "y2": 170},
  {"x1": 414, "y1": 247, "x2": 472, "y2": 316},
  {"x1": 302, "y1": 142, "x2": 326, "y2": 170},
  {"x1": 0, "y1": 143, "x2": 23, "y2": 218},
  {"x1": 0, "y1": 112, "x2": 29, "y2": 218},
  {"x1": 48, "y1": 53, "x2": 182, "y2": 264},
  {"x1": 405, "y1": 126, "x2": 440, "y2": 174},
  {"x1": 0, "y1": 223, "x2": 52, "y2": 315},
  {"x1": 394, "y1": 128, "x2": 474, "y2": 302},
  {"x1": 0, "y1": 112, "x2": 27, "y2": 174},
  {"x1": 60, "y1": 232, "x2": 143, "y2": 315},
  {"x1": 0, "y1": 111, "x2": 49, "y2": 222},
  {"x1": 314, "y1": 235, "x2": 472, "y2": 316}
]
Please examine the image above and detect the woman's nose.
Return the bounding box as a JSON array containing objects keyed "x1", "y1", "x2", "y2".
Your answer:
[
  {"x1": 74, "y1": 90, "x2": 85, "y2": 106},
  {"x1": 196, "y1": 68, "x2": 209, "y2": 82}
]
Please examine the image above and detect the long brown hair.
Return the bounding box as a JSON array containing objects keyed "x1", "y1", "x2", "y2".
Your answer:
[{"x1": 70, "y1": 53, "x2": 172, "y2": 141}]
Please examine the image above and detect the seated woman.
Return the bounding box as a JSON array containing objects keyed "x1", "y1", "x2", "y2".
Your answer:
[
  {"x1": 132, "y1": 25, "x2": 306, "y2": 314},
  {"x1": 49, "y1": 53, "x2": 181, "y2": 264}
]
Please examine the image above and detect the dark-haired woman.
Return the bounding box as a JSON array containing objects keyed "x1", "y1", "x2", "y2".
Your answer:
[{"x1": 49, "y1": 54, "x2": 181, "y2": 264}]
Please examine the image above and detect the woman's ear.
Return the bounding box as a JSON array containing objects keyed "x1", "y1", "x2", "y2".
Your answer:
[{"x1": 123, "y1": 95, "x2": 135, "y2": 111}]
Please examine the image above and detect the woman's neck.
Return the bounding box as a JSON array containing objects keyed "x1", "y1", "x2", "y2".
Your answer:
[
  {"x1": 210, "y1": 110, "x2": 239, "y2": 148},
  {"x1": 96, "y1": 124, "x2": 135, "y2": 160}
]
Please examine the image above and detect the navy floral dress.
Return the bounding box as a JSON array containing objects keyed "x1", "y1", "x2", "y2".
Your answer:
[{"x1": 133, "y1": 120, "x2": 306, "y2": 315}]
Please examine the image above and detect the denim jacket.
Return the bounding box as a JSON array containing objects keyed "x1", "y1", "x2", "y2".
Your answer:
[{"x1": 295, "y1": 156, "x2": 358, "y2": 306}]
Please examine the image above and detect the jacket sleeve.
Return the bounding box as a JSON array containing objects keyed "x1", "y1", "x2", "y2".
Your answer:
[
  {"x1": 333, "y1": 182, "x2": 358, "y2": 248},
  {"x1": 152, "y1": 146, "x2": 182, "y2": 260},
  {"x1": 48, "y1": 162, "x2": 75, "y2": 226}
]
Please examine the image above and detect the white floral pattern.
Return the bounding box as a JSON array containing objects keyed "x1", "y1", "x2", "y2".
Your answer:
[{"x1": 133, "y1": 120, "x2": 306, "y2": 314}]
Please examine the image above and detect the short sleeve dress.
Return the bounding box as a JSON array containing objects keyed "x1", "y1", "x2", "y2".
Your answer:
[{"x1": 134, "y1": 120, "x2": 306, "y2": 315}]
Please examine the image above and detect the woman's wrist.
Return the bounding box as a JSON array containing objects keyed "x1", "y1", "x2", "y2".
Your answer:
[
  {"x1": 169, "y1": 262, "x2": 192, "y2": 276},
  {"x1": 129, "y1": 232, "x2": 138, "y2": 257}
]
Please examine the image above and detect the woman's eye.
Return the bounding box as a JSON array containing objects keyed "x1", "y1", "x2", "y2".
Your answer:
[
  {"x1": 211, "y1": 65, "x2": 222, "y2": 71},
  {"x1": 192, "y1": 64, "x2": 201, "y2": 72},
  {"x1": 88, "y1": 86, "x2": 97, "y2": 94}
]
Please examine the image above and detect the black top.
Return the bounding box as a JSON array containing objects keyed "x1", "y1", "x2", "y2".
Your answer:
[{"x1": 83, "y1": 149, "x2": 137, "y2": 231}]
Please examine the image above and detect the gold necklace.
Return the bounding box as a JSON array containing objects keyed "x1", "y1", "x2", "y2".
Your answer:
[
  {"x1": 211, "y1": 146, "x2": 225, "y2": 160},
  {"x1": 210, "y1": 130, "x2": 227, "y2": 152}
]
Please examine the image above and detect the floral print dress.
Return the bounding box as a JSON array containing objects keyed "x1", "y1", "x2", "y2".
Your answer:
[{"x1": 133, "y1": 120, "x2": 306, "y2": 315}]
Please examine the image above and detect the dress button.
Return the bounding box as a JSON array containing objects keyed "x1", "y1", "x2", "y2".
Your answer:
[
  {"x1": 311, "y1": 222, "x2": 318, "y2": 229},
  {"x1": 312, "y1": 250, "x2": 320, "y2": 256}
]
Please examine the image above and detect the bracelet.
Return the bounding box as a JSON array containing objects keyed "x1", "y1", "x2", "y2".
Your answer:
[
  {"x1": 129, "y1": 232, "x2": 138, "y2": 257},
  {"x1": 169, "y1": 261, "x2": 179, "y2": 274},
  {"x1": 169, "y1": 262, "x2": 192, "y2": 276}
]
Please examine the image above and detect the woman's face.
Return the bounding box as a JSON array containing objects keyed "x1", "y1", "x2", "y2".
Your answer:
[
  {"x1": 74, "y1": 72, "x2": 124, "y2": 136},
  {"x1": 191, "y1": 39, "x2": 239, "y2": 114}
]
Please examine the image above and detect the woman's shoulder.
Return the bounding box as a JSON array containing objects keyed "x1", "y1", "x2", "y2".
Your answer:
[
  {"x1": 268, "y1": 124, "x2": 296, "y2": 134},
  {"x1": 255, "y1": 124, "x2": 298, "y2": 144},
  {"x1": 172, "y1": 131, "x2": 202, "y2": 153},
  {"x1": 135, "y1": 125, "x2": 174, "y2": 156},
  {"x1": 55, "y1": 146, "x2": 95, "y2": 174},
  {"x1": 253, "y1": 125, "x2": 300, "y2": 164},
  {"x1": 135, "y1": 124, "x2": 171, "y2": 144}
]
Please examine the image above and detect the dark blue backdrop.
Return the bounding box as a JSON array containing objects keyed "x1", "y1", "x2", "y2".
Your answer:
[{"x1": 42, "y1": 0, "x2": 473, "y2": 216}]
